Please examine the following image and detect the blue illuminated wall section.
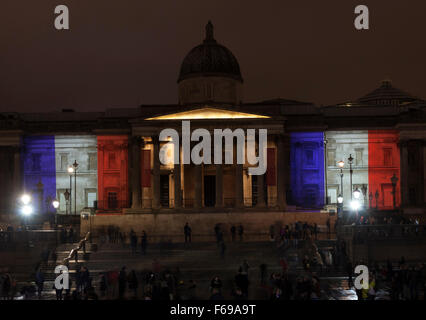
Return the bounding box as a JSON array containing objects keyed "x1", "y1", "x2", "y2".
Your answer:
[
  {"x1": 289, "y1": 132, "x2": 325, "y2": 208},
  {"x1": 22, "y1": 136, "x2": 57, "y2": 215}
]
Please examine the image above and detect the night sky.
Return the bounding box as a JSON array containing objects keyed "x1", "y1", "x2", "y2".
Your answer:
[{"x1": 1, "y1": 0, "x2": 425, "y2": 112}]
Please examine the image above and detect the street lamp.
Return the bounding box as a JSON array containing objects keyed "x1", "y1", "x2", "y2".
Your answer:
[
  {"x1": 21, "y1": 194, "x2": 31, "y2": 205},
  {"x1": 337, "y1": 160, "x2": 344, "y2": 204},
  {"x1": 353, "y1": 188, "x2": 361, "y2": 200},
  {"x1": 391, "y1": 174, "x2": 398, "y2": 210},
  {"x1": 68, "y1": 166, "x2": 74, "y2": 216},
  {"x1": 52, "y1": 199, "x2": 59, "y2": 210},
  {"x1": 348, "y1": 154, "x2": 354, "y2": 200},
  {"x1": 375, "y1": 190, "x2": 379, "y2": 209},
  {"x1": 52, "y1": 199, "x2": 59, "y2": 245},
  {"x1": 337, "y1": 194, "x2": 343, "y2": 218},
  {"x1": 64, "y1": 189, "x2": 70, "y2": 215},
  {"x1": 72, "y1": 160, "x2": 79, "y2": 216},
  {"x1": 369, "y1": 192, "x2": 373, "y2": 209}
]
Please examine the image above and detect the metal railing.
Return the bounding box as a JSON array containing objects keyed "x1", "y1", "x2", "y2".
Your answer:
[
  {"x1": 62, "y1": 232, "x2": 91, "y2": 266},
  {"x1": 337, "y1": 224, "x2": 426, "y2": 242}
]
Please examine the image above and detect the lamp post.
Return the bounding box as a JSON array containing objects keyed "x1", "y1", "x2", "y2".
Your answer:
[
  {"x1": 67, "y1": 166, "x2": 74, "y2": 216},
  {"x1": 337, "y1": 160, "x2": 344, "y2": 205},
  {"x1": 64, "y1": 189, "x2": 70, "y2": 215},
  {"x1": 72, "y1": 160, "x2": 79, "y2": 216},
  {"x1": 352, "y1": 188, "x2": 361, "y2": 222},
  {"x1": 369, "y1": 192, "x2": 373, "y2": 209},
  {"x1": 375, "y1": 190, "x2": 379, "y2": 210},
  {"x1": 361, "y1": 184, "x2": 368, "y2": 207},
  {"x1": 348, "y1": 154, "x2": 354, "y2": 201},
  {"x1": 36, "y1": 179, "x2": 44, "y2": 217},
  {"x1": 52, "y1": 199, "x2": 59, "y2": 246},
  {"x1": 391, "y1": 173, "x2": 398, "y2": 210},
  {"x1": 337, "y1": 194, "x2": 343, "y2": 220}
]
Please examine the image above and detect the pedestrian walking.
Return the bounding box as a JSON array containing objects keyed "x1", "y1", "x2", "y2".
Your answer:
[
  {"x1": 141, "y1": 231, "x2": 147, "y2": 255},
  {"x1": 35, "y1": 268, "x2": 44, "y2": 299},
  {"x1": 184, "y1": 223, "x2": 192, "y2": 243},
  {"x1": 230, "y1": 225, "x2": 236, "y2": 242},
  {"x1": 220, "y1": 241, "x2": 226, "y2": 258},
  {"x1": 238, "y1": 224, "x2": 244, "y2": 241},
  {"x1": 118, "y1": 266, "x2": 127, "y2": 299}
]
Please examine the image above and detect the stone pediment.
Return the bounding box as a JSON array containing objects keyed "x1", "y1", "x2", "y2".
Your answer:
[{"x1": 145, "y1": 107, "x2": 270, "y2": 120}]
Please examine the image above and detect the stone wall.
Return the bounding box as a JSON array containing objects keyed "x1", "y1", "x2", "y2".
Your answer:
[{"x1": 81, "y1": 210, "x2": 336, "y2": 242}]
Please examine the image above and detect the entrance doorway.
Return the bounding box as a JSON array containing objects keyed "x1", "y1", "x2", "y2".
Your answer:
[
  {"x1": 204, "y1": 175, "x2": 216, "y2": 207},
  {"x1": 160, "y1": 174, "x2": 170, "y2": 208},
  {"x1": 251, "y1": 175, "x2": 267, "y2": 206}
]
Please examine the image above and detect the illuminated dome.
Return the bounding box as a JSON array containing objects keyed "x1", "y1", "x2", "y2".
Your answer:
[{"x1": 178, "y1": 21, "x2": 243, "y2": 83}]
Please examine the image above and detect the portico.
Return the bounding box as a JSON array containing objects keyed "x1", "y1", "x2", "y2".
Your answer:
[{"x1": 125, "y1": 106, "x2": 288, "y2": 213}]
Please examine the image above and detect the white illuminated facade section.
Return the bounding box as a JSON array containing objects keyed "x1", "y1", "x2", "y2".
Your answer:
[
  {"x1": 54, "y1": 136, "x2": 98, "y2": 214},
  {"x1": 146, "y1": 107, "x2": 270, "y2": 120}
]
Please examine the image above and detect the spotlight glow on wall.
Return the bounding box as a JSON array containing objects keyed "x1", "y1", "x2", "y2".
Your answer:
[
  {"x1": 21, "y1": 194, "x2": 31, "y2": 205},
  {"x1": 350, "y1": 200, "x2": 361, "y2": 211},
  {"x1": 22, "y1": 205, "x2": 33, "y2": 216}
]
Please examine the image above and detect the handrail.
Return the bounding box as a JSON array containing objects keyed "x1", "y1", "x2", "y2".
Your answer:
[{"x1": 62, "y1": 232, "x2": 91, "y2": 266}]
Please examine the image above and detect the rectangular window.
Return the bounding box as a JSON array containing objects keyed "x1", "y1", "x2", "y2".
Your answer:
[
  {"x1": 32, "y1": 153, "x2": 41, "y2": 171},
  {"x1": 383, "y1": 148, "x2": 392, "y2": 166},
  {"x1": 88, "y1": 153, "x2": 97, "y2": 170},
  {"x1": 87, "y1": 192, "x2": 97, "y2": 208},
  {"x1": 108, "y1": 192, "x2": 118, "y2": 209},
  {"x1": 355, "y1": 149, "x2": 363, "y2": 166},
  {"x1": 327, "y1": 150, "x2": 336, "y2": 167},
  {"x1": 108, "y1": 153, "x2": 116, "y2": 169},
  {"x1": 60, "y1": 154, "x2": 68, "y2": 171},
  {"x1": 305, "y1": 149, "x2": 314, "y2": 166}
]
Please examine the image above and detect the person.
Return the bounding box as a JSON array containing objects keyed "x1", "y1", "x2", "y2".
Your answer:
[
  {"x1": 241, "y1": 260, "x2": 250, "y2": 275},
  {"x1": 184, "y1": 223, "x2": 192, "y2": 243},
  {"x1": 269, "y1": 224, "x2": 275, "y2": 241},
  {"x1": 313, "y1": 223, "x2": 318, "y2": 240},
  {"x1": 210, "y1": 276, "x2": 222, "y2": 293},
  {"x1": 230, "y1": 225, "x2": 236, "y2": 242},
  {"x1": 235, "y1": 268, "x2": 249, "y2": 298},
  {"x1": 220, "y1": 241, "x2": 226, "y2": 259},
  {"x1": 128, "y1": 270, "x2": 139, "y2": 299},
  {"x1": 238, "y1": 224, "x2": 244, "y2": 241},
  {"x1": 326, "y1": 218, "x2": 331, "y2": 239},
  {"x1": 118, "y1": 266, "x2": 127, "y2": 299},
  {"x1": 141, "y1": 231, "x2": 147, "y2": 255},
  {"x1": 68, "y1": 227, "x2": 74, "y2": 243},
  {"x1": 108, "y1": 269, "x2": 119, "y2": 298},
  {"x1": 35, "y1": 268, "x2": 44, "y2": 299},
  {"x1": 54, "y1": 278, "x2": 63, "y2": 300},
  {"x1": 99, "y1": 273, "x2": 107, "y2": 298},
  {"x1": 130, "y1": 229, "x2": 137, "y2": 254},
  {"x1": 2, "y1": 272, "x2": 12, "y2": 300}
]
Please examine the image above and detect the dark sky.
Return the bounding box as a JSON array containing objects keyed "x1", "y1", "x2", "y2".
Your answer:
[{"x1": 1, "y1": 0, "x2": 426, "y2": 112}]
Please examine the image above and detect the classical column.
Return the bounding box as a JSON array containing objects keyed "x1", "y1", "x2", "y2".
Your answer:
[
  {"x1": 152, "y1": 136, "x2": 161, "y2": 209},
  {"x1": 276, "y1": 135, "x2": 286, "y2": 210},
  {"x1": 174, "y1": 145, "x2": 182, "y2": 208},
  {"x1": 130, "y1": 136, "x2": 142, "y2": 209},
  {"x1": 400, "y1": 140, "x2": 409, "y2": 207},
  {"x1": 13, "y1": 146, "x2": 22, "y2": 199},
  {"x1": 194, "y1": 164, "x2": 202, "y2": 209},
  {"x1": 215, "y1": 164, "x2": 223, "y2": 208}
]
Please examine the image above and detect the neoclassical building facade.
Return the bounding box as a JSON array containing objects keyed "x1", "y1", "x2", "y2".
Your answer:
[{"x1": 1, "y1": 22, "x2": 426, "y2": 235}]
